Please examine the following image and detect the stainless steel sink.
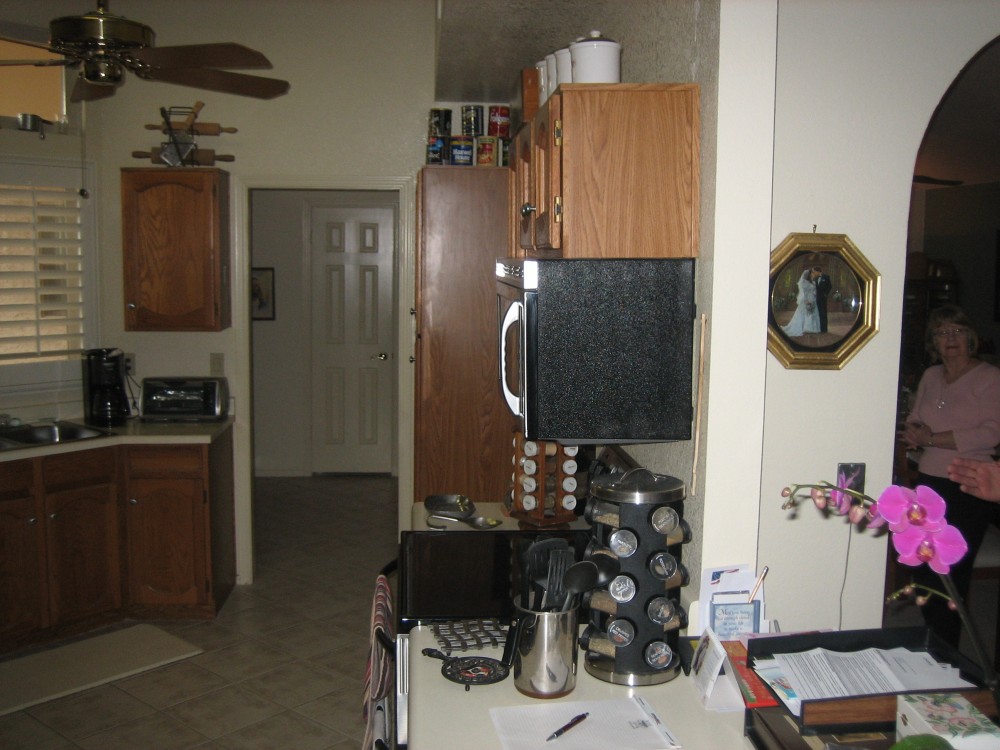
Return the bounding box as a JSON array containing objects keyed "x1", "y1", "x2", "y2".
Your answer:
[{"x1": 0, "y1": 421, "x2": 113, "y2": 450}]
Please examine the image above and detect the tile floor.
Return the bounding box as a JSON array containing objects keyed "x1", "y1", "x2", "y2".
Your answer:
[{"x1": 0, "y1": 475, "x2": 399, "y2": 750}]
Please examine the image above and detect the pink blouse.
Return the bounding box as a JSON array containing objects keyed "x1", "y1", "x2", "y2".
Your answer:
[{"x1": 909, "y1": 361, "x2": 1000, "y2": 478}]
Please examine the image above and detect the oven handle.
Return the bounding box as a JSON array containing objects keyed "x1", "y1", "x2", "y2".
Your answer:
[{"x1": 499, "y1": 300, "x2": 523, "y2": 418}]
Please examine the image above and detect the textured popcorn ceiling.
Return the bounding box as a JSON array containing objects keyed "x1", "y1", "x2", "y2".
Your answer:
[{"x1": 434, "y1": 0, "x2": 704, "y2": 102}]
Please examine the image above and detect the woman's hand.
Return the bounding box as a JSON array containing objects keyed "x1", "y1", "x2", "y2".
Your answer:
[
  {"x1": 899, "y1": 421, "x2": 932, "y2": 450},
  {"x1": 948, "y1": 457, "x2": 1000, "y2": 502}
]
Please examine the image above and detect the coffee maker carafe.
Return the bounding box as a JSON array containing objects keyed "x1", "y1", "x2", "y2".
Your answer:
[{"x1": 83, "y1": 348, "x2": 130, "y2": 427}]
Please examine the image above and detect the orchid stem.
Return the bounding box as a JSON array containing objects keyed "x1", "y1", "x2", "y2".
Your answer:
[{"x1": 940, "y1": 573, "x2": 1000, "y2": 715}]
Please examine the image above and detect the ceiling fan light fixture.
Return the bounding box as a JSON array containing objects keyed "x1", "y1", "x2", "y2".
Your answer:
[{"x1": 83, "y1": 57, "x2": 124, "y2": 85}]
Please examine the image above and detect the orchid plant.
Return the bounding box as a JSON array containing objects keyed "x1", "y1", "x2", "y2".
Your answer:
[{"x1": 781, "y1": 480, "x2": 1000, "y2": 714}]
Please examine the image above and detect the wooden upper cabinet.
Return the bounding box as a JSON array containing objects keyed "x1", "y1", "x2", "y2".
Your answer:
[
  {"x1": 518, "y1": 83, "x2": 700, "y2": 259},
  {"x1": 122, "y1": 168, "x2": 231, "y2": 331}
]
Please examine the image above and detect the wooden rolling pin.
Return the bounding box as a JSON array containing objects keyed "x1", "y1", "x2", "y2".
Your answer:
[
  {"x1": 132, "y1": 148, "x2": 235, "y2": 165},
  {"x1": 144, "y1": 122, "x2": 238, "y2": 136}
]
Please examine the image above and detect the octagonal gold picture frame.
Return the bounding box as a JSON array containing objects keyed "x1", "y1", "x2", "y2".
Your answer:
[{"x1": 767, "y1": 233, "x2": 880, "y2": 370}]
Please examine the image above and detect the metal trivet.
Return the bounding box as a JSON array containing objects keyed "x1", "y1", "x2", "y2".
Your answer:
[{"x1": 432, "y1": 619, "x2": 506, "y2": 652}]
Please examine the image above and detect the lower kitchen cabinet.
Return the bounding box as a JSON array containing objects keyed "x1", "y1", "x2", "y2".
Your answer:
[
  {"x1": 0, "y1": 425, "x2": 234, "y2": 652},
  {"x1": 41, "y1": 448, "x2": 122, "y2": 626},
  {"x1": 0, "y1": 459, "x2": 47, "y2": 640},
  {"x1": 124, "y1": 430, "x2": 234, "y2": 617}
]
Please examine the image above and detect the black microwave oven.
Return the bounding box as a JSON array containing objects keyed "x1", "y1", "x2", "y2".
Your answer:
[{"x1": 496, "y1": 258, "x2": 696, "y2": 443}]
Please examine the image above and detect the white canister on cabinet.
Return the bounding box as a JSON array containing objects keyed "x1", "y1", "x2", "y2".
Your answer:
[
  {"x1": 570, "y1": 30, "x2": 621, "y2": 83},
  {"x1": 555, "y1": 47, "x2": 572, "y2": 85}
]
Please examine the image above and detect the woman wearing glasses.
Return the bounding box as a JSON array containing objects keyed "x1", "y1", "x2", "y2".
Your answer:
[{"x1": 899, "y1": 304, "x2": 1000, "y2": 647}]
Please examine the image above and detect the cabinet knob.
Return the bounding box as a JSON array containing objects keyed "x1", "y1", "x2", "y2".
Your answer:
[
  {"x1": 27, "y1": 517, "x2": 37, "y2": 525},
  {"x1": 409, "y1": 356, "x2": 415, "y2": 363},
  {"x1": 49, "y1": 513, "x2": 56, "y2": 520},
  {"x1": 410, "y1": 308, "x2": 416, "y2": 316},
  {"x1": 520, "y1": 203, "x2": 537, "y2": 218},
  {"x1": 371, "y1": 352, "x2": 389, "y2": 361},
  {"x1": 126, "y1": 303, "x2": 136, "y2": 310},
  {"x1": 129, "y1": 498, "x2": 138, "y2": 504}
]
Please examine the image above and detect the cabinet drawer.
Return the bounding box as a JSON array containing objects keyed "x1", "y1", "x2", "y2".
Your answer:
[
  {"x1": 41, "y1": 448, "x2": 116, "y2": 492},
  {"x1": 0, "y1": 459, "x2": 35, "y2": 502},
  {"x1": 127, "y1": 446, "x2": 205, "y2": 478}
]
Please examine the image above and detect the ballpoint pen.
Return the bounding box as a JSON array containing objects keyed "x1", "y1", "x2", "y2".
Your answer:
[
  {"x1": 546, "y1": 711, "x2": 589, "y2": 741},
  {"x1": 748, "y1": 565, "x2": 768, "y2": 602}
]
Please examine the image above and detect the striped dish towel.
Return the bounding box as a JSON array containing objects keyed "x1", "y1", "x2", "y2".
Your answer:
[{"x1": 363, "y1": 573, "x2": 394, "y2": 749}]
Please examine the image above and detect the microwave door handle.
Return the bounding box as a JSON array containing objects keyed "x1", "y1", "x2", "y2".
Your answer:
[{"x1": 499, "y1": 300, "x2": 523, "y2": 418}]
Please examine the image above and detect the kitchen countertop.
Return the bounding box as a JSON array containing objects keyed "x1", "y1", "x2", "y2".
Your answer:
[
  {"x1": 411, "y1": 501, "x2": 591, "y2": 531},
  {"x1": 0, "y1": 417, "x2": 234, "y2": 462},
  {"x1": 404, "y1": 624, "x2": 753, "y2": 749}
]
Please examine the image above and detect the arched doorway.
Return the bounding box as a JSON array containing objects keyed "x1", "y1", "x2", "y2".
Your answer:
[{"x1": 891, "y1": 36, "x2": 1000, "y2": 660}]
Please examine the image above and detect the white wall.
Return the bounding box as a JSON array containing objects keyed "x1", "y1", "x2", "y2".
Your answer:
[{"x1": 753, "y1": 0, "x2": 1000, "y2": 630}]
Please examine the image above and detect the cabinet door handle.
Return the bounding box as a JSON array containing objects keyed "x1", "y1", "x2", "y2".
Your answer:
[
  {"x1": 371, "y1": 352, "x2": 389, "y2": 361},
  {"x1": 520, "y1": 203, "x2": 537, "y2": 218}
]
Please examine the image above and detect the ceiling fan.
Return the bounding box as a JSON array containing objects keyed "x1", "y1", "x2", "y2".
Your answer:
[{"x1": 0, "y1": 1, "x2": 290, "y2": 102}]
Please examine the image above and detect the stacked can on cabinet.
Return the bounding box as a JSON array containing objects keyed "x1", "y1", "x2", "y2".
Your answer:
[
  {"x1": 425, "y1": 105, "x2": 511, "y2": 166},
  {"x1": 580, "y1": 468, "x2": 690, "y2": 685}
]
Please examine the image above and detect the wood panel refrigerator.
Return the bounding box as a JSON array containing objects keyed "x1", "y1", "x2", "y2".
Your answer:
[{"x1": 414, "y1": 167, "x2": 513, "y2": 504}]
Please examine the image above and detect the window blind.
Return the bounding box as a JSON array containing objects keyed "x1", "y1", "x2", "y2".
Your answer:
[{"x1": 0, "y1": 183, "x2": 85, "y2": 363}]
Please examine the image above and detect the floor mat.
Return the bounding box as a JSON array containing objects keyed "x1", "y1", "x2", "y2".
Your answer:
[{"x1": 0, "y1": 624, "x2": 202, "y2": 716}]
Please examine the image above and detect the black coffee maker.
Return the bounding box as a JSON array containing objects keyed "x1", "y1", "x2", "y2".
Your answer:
[{"x1": 83, "y1": 348, "x2": 130, "y2": 427}]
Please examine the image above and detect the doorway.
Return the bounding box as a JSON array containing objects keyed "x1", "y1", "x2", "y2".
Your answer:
[
  {"x1": 250, "y1": 189, "x2": 399, "y2": 477},
  {"x1": 889, "y1": 37, "x2": 1000, "y2": 658}
]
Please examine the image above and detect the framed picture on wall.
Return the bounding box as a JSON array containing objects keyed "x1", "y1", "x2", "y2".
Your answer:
[
  {"x1": 251, "y1": 267, "x2": 275, "y2": 320},
  {"x1": 767, "y1": 233, "x2": 881, "y2": 370}
]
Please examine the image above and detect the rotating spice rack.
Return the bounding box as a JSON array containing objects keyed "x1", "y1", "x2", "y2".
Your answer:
[
  {"x1": 508, "y1": 432, "x2": 581, "y2": 526},
  {"x1": 580, "y1": 468, "x2": 691, "y2": 685}
]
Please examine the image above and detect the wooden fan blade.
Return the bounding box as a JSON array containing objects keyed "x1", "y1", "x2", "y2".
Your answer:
[
  {"x1": 133, "y1": 43, "x2": 272, "y2": 70},
  {"x1": 0, "y1": 58, "x2": 72, "y2": 67},
  {"x1": 70, "y1": 76, "x2": 120, "y2": 102},
  {"x1": 0, "y1": 21, "x2": 51, "y2": 48},
  {"x1": 144, "y1": 67, "x2": 289, "y2": 99}
]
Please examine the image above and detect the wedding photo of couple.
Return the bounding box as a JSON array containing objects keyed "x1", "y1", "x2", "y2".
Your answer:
[{"x1": 771, "y1": 258, "x2": 861, "y2": 347}]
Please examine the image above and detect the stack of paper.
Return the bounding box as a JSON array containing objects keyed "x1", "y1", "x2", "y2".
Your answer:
[{"x1": 753, "y1": 646, "x2": 976, "y2": 717}]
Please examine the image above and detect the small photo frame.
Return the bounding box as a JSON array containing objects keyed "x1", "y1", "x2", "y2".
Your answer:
[{"x1": 251, "y1": 267, "x2": 275, "y2": 321}]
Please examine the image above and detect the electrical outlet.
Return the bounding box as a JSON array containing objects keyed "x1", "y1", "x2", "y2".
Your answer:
[
  {"x1": 837, "y1": 462, "x2": 865, "y2": 495},
  {"x1": 124, "y1": 353, "x2": 135, "y2": 375}
]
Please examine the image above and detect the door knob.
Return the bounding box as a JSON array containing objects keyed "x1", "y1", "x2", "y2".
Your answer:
[
  {"x1": 520, "y1": 203, "x2": 537, "y2": 218},
  {"x1": 371, "y1": 352, "x2": 390, "y2": 361}
]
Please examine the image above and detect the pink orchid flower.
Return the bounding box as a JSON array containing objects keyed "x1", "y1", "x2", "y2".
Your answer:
[
  {"x1": 892, "y1": 523, "x2": 968, "y2": 575},
  {"x1": 875, "y1": 485, "x2": 947, "y2": 534}
]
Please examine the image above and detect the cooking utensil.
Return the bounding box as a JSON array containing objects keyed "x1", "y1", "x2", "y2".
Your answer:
[
  {"x1": 561, "y1": 560, "x2": 599, "y2": 611},
  {"x1": 424, "y1": 494, "x2": 476, "y2": 519},
  {"x1": 590, "y1": 551, "x2": 621, "y2": 586},
  {"x1": 426, "y1": 514, "x2": 502, "y2": 529},
  {"x1": 542, "y1": 547, "x2": 573, "y2": 610},
  {"x1": 131, "y1": 148, "x2": 235, "y2": 165},
  {"x1": 421, "y1": 647, "x2": 509, "y2": 691},
  {"x1": 524, "y1": 538, "x2": 569, "y2": 610}
]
